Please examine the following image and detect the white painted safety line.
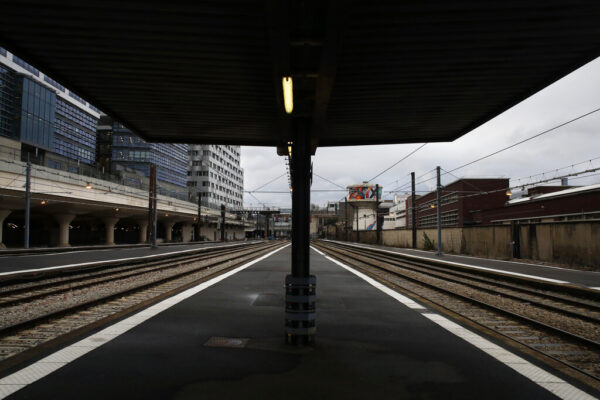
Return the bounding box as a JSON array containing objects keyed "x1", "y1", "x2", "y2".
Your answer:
[
  {"x1": 311, "y1": 247, "x2": 326, "y2": 256},
  {"x1": 0, "y1": 243, "x2": 290, "y2": 399},
  {"x1": 312, "y1": 246, "x2": 596, "y2": 400},
  {"x1": 325, "y1": 240, "x2": 570, "y2": 284},
  {"x1": 0, "y1": 242, "x2": 245, "y2": 277}
]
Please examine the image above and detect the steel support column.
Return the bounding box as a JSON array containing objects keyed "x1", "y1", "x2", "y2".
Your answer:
[{"x1": 286, "y1": 121, "x2": 315, "y2": 345}]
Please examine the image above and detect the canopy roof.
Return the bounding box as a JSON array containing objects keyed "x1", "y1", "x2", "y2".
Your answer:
[{"x1": 1, "y1": 1, "x2": 599, "y2": 150}]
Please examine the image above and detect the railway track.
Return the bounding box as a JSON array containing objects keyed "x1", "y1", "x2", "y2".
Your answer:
[
  {"x1": 0, "y1": 240, "x2": 285, "y2": 373},
  {"x1": 313, "y1": 240, "x2": 600, "y2": 392}
]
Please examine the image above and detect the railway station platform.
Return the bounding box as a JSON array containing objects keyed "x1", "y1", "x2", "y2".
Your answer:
[
  {"x1": 326, "y1": 240, "x2": 600, "y2": 290},
  {"x1": 0, "y1": 245, "x2": 594, "y2": 399},
  {"x1": 0, "y1": 241, "x2": 255, "y2": 276}
]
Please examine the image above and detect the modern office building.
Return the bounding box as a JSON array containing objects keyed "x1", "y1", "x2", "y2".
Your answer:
[
  {"x1": 187, "y1": 144, "x2": 244, "y2": 209},
  {"x1": 0, "y1": 47, "x2": 100, "y2": 170},
  {"x1": 96, "y1": 115, "x2": 188, "y2": 200}
]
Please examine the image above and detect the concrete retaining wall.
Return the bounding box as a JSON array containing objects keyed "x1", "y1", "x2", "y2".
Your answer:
[{"x1": 328, "y1": 222, "x2": 600, "y2": 268}]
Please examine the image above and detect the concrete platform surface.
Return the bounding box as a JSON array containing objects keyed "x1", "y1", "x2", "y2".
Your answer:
[
  {"x1": 0, "y1": 241, "x2": 257, "y2": 275},
  {"x1": 1, "y1": 245, "x2": 592, "y2": 399},
  {"x1": 328, "y1": 240, "x2": 600, "y2": 289}
]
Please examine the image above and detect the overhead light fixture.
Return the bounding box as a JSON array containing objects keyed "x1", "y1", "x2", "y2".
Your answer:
[
  {"x1": 506, "y1": 189, "x2": 513, "y2": 196},
  {"x1": 430, "y1": 204, "x2": 435, "y2": 209},
  {"x1": 40, "y1": 200, "x2": 47, "y2": 205},
  {"x1": 282, "y1": 77, "x2": 293, "y2": 114},
  {"x1": 115, "y1": 208, "x2": 119, "y2": 212},
  {"x1": 287, "y1": 141, "x2": 292, "y2": 158},
  {"x1": 85, "y1": 182, "x2": 92, "y2": 189}
]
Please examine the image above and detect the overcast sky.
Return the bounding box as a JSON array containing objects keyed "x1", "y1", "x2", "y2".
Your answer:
[{"x1": 241, "y1": 57, "x2": 600, "y2": 209}]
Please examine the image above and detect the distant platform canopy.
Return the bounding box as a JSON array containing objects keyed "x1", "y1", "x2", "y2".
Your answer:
[{"x1": 1, "y1": 1, "x2": 599, "y2": 150}]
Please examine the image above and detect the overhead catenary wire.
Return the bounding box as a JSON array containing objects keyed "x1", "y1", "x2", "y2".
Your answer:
[
  {"x1": 313, "y1": 172, "x2": 346, "y2": 190},
  {"x1": 248, "y1": 173, "x2": 286, "y2": 192},
  {"x1": 446, "y1": 106, "x2": 600, "y2": 175},
  {"x1": 367, "y1": 143, "x2": 427, "y2": 182}
]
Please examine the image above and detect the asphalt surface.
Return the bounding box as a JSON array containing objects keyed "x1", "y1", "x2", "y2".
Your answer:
[
  {"x1": 0, "y1": 241, "x2": 256, "y2": 274},
  {"x1": 330, "y1": 240, "x2": 600, "y2": 288},
  {"x1": 5, "y1": 246, "x2": 565, "y2": 399}
]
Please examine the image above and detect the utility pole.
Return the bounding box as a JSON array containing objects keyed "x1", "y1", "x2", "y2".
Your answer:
[
  {"x1": 375, "y1": 184, "x2": 381, "y2": 245},
  {"x1": 148, "y1": 164, "x2": 158, "y2": 248},
  {"x1": 436, "y1": 166, "x2": 442, "y2": 256},
  {"x1": 196, "y1": 195, "x2": 202, "y2": 241},
  {"x1": 355, "y1": 204, "x2": 359, "y2": 242},
  {"x1": 220, "y1": 204, "x2": 225, "y2": 241},
  {"x1": 411, "y1": 172, "x2": 416, "y2": 249},
  {"x1": 344, "y1": 197, "x2": 348, "y2": 241},
  {"x1": 24, "y1": 153, "x2": 31, "y2": 249}
]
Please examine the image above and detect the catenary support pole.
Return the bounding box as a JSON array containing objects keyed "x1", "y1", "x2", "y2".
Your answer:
[
  {"x1": 411, "y1": 172, "x2": 417, "y2": 249},
  {"x1": 355, "y1": 203, "x2": 359, "y2": 242},
  {"x1": 375, "y1": 183, "x2": 381, "y2": 245},
  {"x1": 344, "y1": 197, "x2": 348, "y2": 241},
  {"x1": 220, "y1": 204, "x2": 225, "y2": 241},
  {"x1": 436, "y1": 166, "x2": 442, "y2": 256},
  {"x1": 24, "y1": 154, "x2": 31, "y2": 249},
  {"x1": 196, "y1": 195, "x2": 202, "y2": 241},
  {"x1": 286, "y1": 120, "x2": 315, "y2": 345},
  {"x1": 151, "y1": 164, "x2": 158, "y2": 248}
]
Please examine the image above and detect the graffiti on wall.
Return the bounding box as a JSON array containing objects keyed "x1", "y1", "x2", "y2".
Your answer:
[{"x1": 347, "y1": 185, "x2": 382, "y2": 201}]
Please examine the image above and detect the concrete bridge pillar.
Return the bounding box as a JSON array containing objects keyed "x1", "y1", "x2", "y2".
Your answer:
[
  {"x1": 54, "y1": 214, "x2": 76, "y2": 247},
  {"x1": 137, "y1": 219, "x2": 148, "y2": 244},
  {"x1": 0, "y1": 209, "x2": 12, "y2": 249},
  {"x1": 181, "y1": 222, "x2": 193, "y2": 243},
  {"x1": 103, "y1": 217, "x2": 120, "y2": 245},
  {"x1": 164, "y1": 221, "x2": 175, "y2": 242}
]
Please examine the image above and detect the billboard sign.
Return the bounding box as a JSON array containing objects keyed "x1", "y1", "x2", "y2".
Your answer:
[{"x1": 347, "y1": 185, "x2": 382, "y2": 202}]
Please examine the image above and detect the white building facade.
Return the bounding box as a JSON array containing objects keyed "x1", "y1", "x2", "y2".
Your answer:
[{"x1": 187, "y1": 144, "x2": 244, "y2": 209}]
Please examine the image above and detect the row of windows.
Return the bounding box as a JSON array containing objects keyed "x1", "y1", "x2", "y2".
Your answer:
[
  {"x1": 197, "y1": 191, "x2": 242, "y2": 207},
  {"x1": 12, "y1": 55, "x2": 39, "y2": 76},
  {"x1": 54, "y1": 138, "x2": 95, "y2": 164},
  {"x1": 20, "y1": 111, "x2": 53, "y2": 149},
  {"x1": 55, "y1": 118, "x2": 95, "y2": 148},
  {"x1": 420, "y1": 193, "x2": 459, "y2": 210},
  {"x1": 21, "y1": 77, "x2": 56, "y2": 122},
  {"x1": 113, "y1": 149, "x2": 152, "y2": 162},
  {"x1": 417, "y1": 210, "x2": 459, "y2": 228},
  {"x1": 210, "y1": 162, "x2": 243, "y2": 184},
  {"x1": 0, "y1": 47, "x2": 6, "y2": 57},
  {"x1": 56, "y1": 98, "x2": 97, "y2": 132},
  {"x1": 0, "y1": 65, "x2": 16, "y2": 137},
  {"x1": 209, "y1": 144, "x2": 240, "y2": 162},
  {"x1": 192, "y1": 181, "x2": 243, "y2": 200}
]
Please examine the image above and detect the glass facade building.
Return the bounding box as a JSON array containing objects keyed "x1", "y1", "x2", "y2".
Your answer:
[
  {"x1": 0, "y1": 47, "x2": 100, "y2": 168},
  {"x1": 0, "y1": 63, "x2": 16, "y2": 138},
  {"x1": 97, "y1": 115, "x2": 188, "y2": 199},
  {"x1": 16, "y1": 76, "x2": 56, "y2": 150}
]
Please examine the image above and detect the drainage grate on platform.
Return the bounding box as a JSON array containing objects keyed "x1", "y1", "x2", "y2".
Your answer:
[{"x1": 204, "y1": 336, "x2": 249, "y2": 349}]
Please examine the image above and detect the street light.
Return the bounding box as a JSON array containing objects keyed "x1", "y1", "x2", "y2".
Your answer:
[{"x1": 85, "y1": 182, "x2": 92, "y2": 189}]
